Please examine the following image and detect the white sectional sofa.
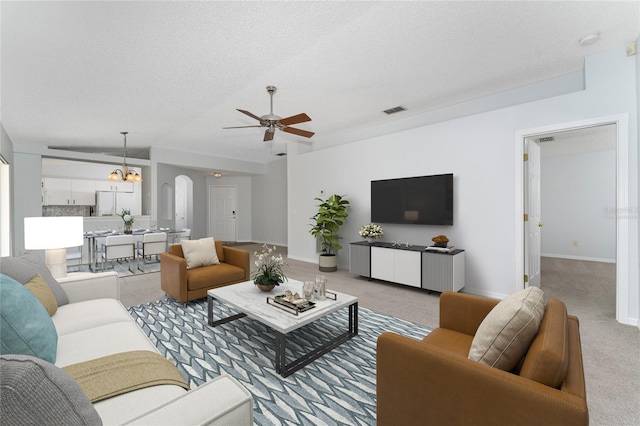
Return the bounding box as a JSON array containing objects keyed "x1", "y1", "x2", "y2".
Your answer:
[{"x1": 6, "y1": 271, "x2": 254, "y2": 425}]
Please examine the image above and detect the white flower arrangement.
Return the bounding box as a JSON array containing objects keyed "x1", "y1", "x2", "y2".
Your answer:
[
  {"x1": 359, "y1": 223, "x2": 383, "y2": 239},
  {"x1": 251, "y1": 244, "x2": 288, "y2": 286},
  {"x1": 119, "y1": 208, "x2": 134, "y2": 225}
]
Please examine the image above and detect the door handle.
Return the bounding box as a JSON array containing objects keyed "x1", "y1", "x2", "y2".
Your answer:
[{"x1": 538, "y1": 222, "x2": 544, "y2": 227}]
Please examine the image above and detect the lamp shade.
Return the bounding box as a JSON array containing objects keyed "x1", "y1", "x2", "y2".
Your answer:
[{"x1": 24, "y1": 217, "x2": 84, "y2": 250}]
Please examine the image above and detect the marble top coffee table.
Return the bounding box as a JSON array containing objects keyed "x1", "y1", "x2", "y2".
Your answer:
[{"x1": 207, "y1": 279, "x2": 358, "y2": 377}]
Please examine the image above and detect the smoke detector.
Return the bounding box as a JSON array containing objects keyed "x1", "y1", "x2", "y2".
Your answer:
[{"x1": 579, "y1": 33, "x2": 600, "y2": 46}]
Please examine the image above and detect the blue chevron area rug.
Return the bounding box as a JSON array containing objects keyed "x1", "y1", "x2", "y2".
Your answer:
[{"x1": 128, "y1": 297, "x2": 431, "y2": 425}]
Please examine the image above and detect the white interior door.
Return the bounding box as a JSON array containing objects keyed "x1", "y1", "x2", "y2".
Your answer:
[
  {"x1": 175, "y1": 177, "x2": 187, "y2": 231},
  {"x1": 209, "y1": 185, "x2": 237, "y2": 242},
  {"x1": 524, "y1": 138, "x2": 542, "y2": 288}
]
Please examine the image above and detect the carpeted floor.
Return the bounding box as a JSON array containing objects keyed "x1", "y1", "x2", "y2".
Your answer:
[{"x1": 128, "y1": 297, "x2": 431, "y2": 425}]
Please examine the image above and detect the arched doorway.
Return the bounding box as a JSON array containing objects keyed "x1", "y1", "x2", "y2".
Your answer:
[{"x1": 175, "y1": 175, "x2": 193, "y2": 232}]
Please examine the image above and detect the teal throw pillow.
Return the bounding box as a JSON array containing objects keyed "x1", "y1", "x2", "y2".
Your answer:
[{"x1": 0, "y1": 274, "x2": 58, "y2": 363}]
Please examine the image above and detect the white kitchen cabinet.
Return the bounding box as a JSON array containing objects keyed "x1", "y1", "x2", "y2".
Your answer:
[
  {"x1": 43, "y1": 178, "x2": 71, "y2": 205},
  {"x1": 42, "y1": 178, "x2": 96, "y2": 205},
  {"x1": 95, "y1": 181, "x2": 134, "y2": 193},
  {"x1": 71, "y1": 180, "x2": 96, "y2": 205}
]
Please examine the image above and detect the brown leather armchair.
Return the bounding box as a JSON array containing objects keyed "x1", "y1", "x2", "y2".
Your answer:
[
  {"x1": 377, "y1": 292, "x2": 588, "y2": 426},
  {"x1": 160, "y1": 241, "x2": 250, "y2": 303}
]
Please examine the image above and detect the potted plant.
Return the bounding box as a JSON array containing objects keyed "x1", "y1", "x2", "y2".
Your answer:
[
  {"x1": 309, "y1": 194, "x2": 350, "y2": 272},
  {"x1": 251, "y1": 244, "x2": 288, "y2": 291}
]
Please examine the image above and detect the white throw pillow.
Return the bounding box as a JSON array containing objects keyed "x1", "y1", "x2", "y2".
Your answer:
[
  {"x1": 180, "y1": 237, "x2": 220, "y2": 269},
  {"x1": 468, "y1": 287, "x2": 545, "y2": 371}
]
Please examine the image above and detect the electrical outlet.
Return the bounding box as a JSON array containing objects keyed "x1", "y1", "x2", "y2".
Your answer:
[{"x1": 573, "y1": 241, "x2": 578, "y2": 247}]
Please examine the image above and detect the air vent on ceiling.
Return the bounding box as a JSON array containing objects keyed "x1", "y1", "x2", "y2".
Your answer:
[
  {"x1": 538, "y1": 137, "x2": 555, "y2": 143},
  {"x1": 276, "y1": 152, "x2": 287, "y2": 156},
  {"x1": 383, "y1": 106, "x2": 406, "y2": 115}
]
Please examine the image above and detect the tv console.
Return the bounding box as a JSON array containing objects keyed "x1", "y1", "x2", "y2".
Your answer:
[{"x1": 349, "y1": 241, "x2": 465, "y2": 292}]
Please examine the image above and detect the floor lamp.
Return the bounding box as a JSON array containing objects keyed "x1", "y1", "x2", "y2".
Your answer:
[{"x1": 24, "y1": 216, "x2": 84, "y2": 279}]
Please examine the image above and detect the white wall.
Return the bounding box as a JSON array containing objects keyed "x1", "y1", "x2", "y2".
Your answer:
[
  {"x1": 287, "y1": 46, "x2": 639, "y2": 324},
  {"x1": 1, "y1": 124, "x2": 14, "y2": 255},
  {"x1": 41, "y1": 158, "x2": 141, "y2": 179},
  {"x1": 11, "y1": 153, "x2": 43, "y2": 254},
  {"x1": 636, "y1": 34, "x2": 640, "y2": 332},
  {"x1": 251, "y1": 157, "x2": 288, "y2": 246},
  {"x1": 541, "y1": 150, "x2": 616, "y2": 261}
]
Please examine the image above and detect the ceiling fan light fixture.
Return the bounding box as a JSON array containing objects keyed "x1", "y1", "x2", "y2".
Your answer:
[
  {"x1": 223, "y1": 86, "x2": 314, "y2": 141},
  {"x1": 107, "y1": 132, "x2": 142, "y2": 182}
]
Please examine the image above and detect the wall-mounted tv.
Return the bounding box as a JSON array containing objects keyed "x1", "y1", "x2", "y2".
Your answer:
[{"x1": 371, "y1": 173, "x2": 453, "y2": 225}]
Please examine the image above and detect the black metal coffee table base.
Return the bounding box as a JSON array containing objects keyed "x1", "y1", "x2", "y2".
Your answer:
[{"x1": 208, "y1": 295, "x2": 358, "y2": 377}]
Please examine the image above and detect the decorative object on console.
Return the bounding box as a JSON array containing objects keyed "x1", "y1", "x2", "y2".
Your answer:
[
  {"x1": 251, "y1": 244, "x2": 287, "y2": 291},
  {"x1": 108, "y1": 131, "x2": 142, "y2": 182},
  {"x1": 119, "y1": 208, "x2": 134, "y2": 234},
  {"x1": 309, "y1": 194, "x2": 350, "y2": 272},
  {"x1": 359, "y1": 223, "x2": 383, "y2": 242},
  {"x1": 23, "y1": 216, "x2": 84, "y2": 279},
  {"x1": 431, "y1": 234, "x2": 449, "y2": 248}
]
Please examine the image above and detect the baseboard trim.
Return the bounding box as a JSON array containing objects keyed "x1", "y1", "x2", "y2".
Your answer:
[
  {"x1": 541, "y1": 253, "x2": 616, "y2": 264},
  {"x1": 287, "y1": 254, "x2": 318, "y2": 264}
]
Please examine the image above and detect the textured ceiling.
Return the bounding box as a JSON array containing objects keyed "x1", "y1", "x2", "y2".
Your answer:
[{"x1": 1, "y1": 1, "x2": 638, "y2": 166}]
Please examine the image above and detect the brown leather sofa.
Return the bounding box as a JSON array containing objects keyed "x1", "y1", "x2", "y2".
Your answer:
[
  {"x1": 160, "y1": 241, "x2": 250, "y2": 303},
  {"x1": 377, "y1": 292, "x2": 588, "y2": 426}
]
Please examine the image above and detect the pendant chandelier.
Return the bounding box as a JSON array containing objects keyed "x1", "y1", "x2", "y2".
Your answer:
[{"x1": 108, "y1": 131, "x2": 142, "y2": 182}]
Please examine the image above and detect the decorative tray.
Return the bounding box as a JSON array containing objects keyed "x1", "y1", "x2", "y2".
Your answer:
[{"x1": 267, "y1": 292, "x2": 316, "y2": 316}]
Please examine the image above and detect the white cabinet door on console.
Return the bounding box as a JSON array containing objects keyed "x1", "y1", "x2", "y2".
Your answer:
[
  {"x1": 371, "y1": 247, "x2": 395, "y2": 283},
  {"x1": 371, "y1": 246, "x2": 421, "y2": 288},
  {"x1": 393, "y1": 250, "x2": 421, "y2": 287}
]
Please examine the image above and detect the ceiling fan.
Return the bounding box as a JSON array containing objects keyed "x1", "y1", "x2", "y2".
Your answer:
[{"x1": 223, "y1": 86, "x2": 315, "y2": 142}]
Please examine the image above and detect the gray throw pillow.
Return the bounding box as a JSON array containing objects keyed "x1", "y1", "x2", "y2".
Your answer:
[
  {"x1": 468, "y1": 287, "x2": 545, "y2": 371},
  {"x1": 0, "y1": 354, "x2": 103, "y2": 426},
  {"x1": 0, "y1": 252, "x2": 69, "y2": 306}
]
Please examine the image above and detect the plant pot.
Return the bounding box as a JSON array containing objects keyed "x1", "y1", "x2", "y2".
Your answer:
[
  {"x1": 319, "y1": 254, "x2": 337, "y2": 272},
  {"x1": 256, "y1": 283, "x2": 276, "y2": 292}
]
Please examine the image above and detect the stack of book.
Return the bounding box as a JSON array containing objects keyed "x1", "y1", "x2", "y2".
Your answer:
[{"x1": 425, "y1": 245, "x2": 456, "y2": 253}]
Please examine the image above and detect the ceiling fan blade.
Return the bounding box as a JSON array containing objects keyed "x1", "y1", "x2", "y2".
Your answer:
[
  {"x1": 264, "y1": 129, "x2": 275, "y2": 142},
  {"x1": 281, "y1": 126, "x2": 315, "y2": 138},
  {"x1": 237, "y1": 109, "x2": 266, "y2": 123},
  {"x1": 279, "y1": 113, "x2": 311, "y2": 126},
  {"x1": 223, "y1": 125, "x2": 264, "y2": 129}
]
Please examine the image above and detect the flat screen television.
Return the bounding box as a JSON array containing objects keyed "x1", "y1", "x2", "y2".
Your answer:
[{"x1": 371, "y1": 173, "x2": 453, "y2": 225}]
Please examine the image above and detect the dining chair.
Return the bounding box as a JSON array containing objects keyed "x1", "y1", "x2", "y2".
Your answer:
[
  {"x1": 101, "y1": 235, "x2": 135, "y2": 273},
  {"x1": 65, "y1": 245, "x2": 83, "y2": 273},
  {"x1": 136, "y1": 232, "x2": 167, "y2": 271},
  {"x1": 175, "y1": 228, "x2": 191, "y2": 244}
]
